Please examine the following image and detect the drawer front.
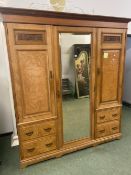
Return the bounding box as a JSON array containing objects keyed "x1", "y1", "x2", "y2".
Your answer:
[
  {"x1": 109, "y1": 108, "x2": 120, "y2": 121},
  {"x1": 96, "y1": 121, "x2": 120, "y2": 138},
  {"x1": 22, "y1": 135, "x2": 56, "y2": 159},
  {"x1": 19, "y1": 119, "x2": 56, "y2": 141},
  {"x1": 97, "y1": 110, "x2": 108, "y2": 124},
  {"x1": 20, "y1": 125, "x2": 38, "y2": 141},
  {"x1": 96, "y1": 123, "x2": 109, "y2": 138},
  {"x1": 22, "y1": 140, "x2": 39, "y2": 158},
  {"x1": 38, "y1": 120, "x2": 56, "y2": 137},
  {"x1": 39, "y1": 135, "x2": 56, "y2": 154},
  {"x1": 96, "y1": 107, "x2": 121, "y2": 124},
  {"x1": 109, "y1": 121, "x2": 119, "y2": 135}
]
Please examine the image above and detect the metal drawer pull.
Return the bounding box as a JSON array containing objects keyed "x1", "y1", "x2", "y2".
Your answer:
[
  {"x1": 45, "y1": 143, "x2": 53, "y2": 147},
  {"x1": 44, "y1": 128, "x2": 52, "y2": 132},
  {"x1": 99, "y1": 129, "x2": 105, "y2": 133},
  {"x1": 112, "y1": 127, "x2": 118, "y2": 130},
  {"x1": 27, "y1": 148, "x2": 35, "y2": 152},
  {"x1": 112, "y1": 113, "x2": 118, "y2": 117},
  {"x1": 25, "y1": 131, "x2": 33, "y2": 136},
  {"x1": 100, "y1": 115, "x2": 105, "y2": 120}
]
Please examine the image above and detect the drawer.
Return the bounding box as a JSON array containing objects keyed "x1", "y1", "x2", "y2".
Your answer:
[
  {"x1": 109, "y1": 108, "x2": 120, "y2": 121},
  {"x1": 96, "y1": 120, "x2": 120, "y2": 138},
  {"x1": 96, "y1": 107, "x2": 121, "y2": 124},
  {"x1": 38, "y1": 120, "x2": 56, "y2": 137},
  {"x1": 109, "y1": 121, "x2": 119, "y2": 135},
  {"x1": 20, "y1": 125, "x2": 38, "y2": 141},
  {"x1": 39, "y1": 135, "x2": 56, "y2": 154},
  {"x1": 22, "y1": 135, "x2": 56, "y2": 159},
  {"x1": 97, "y1": 110, "x2": 108, "y2": 124},
  {"x1": 19, "y1": 119, "x2": 56, "y2": 141},
  {"x1": 96, "y1": 123, "x2": 109, "y2": 138},
  {"x1": 22, "y1": 139, "x2": 39, "y2": 158}
]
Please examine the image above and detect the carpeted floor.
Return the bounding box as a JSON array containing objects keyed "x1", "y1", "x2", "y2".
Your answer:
[{"x1": 0, "y1": 105, "x2": 131, "y2": 175}]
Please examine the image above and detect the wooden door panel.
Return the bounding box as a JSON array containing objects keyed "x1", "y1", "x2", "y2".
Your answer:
[
  {"x1": 6, "y1": 23, "x2": 56, "y2": 122},
  {"x1": 96, "y1": 28, "x2": 126, "y2": 108},
  {"x1": 17, "y1": 50, "x2": 49, "y2": 116},
  {"x1": 101, "y1": 50, "x2": 120, "y2": 102}
]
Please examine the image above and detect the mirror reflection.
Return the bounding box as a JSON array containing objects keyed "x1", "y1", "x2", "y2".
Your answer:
[{"x1": 59, "y1": 33, "x2": 91, "y2": 142}]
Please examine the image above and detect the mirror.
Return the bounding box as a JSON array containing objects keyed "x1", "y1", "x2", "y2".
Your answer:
[{"x1": 59, "y1": 33, "x2": 91, "y2": 143}]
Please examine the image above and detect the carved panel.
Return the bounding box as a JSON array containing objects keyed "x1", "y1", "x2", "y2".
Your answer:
[
  {"x1": 100, "y1": 50, "x2": 120, "y2": 102},
  {"x1": 17, "y1": 50, "x2": 50, "y2": 116},
  {"x1": 15, "y1": 30, "x2": 46, "y2": 45},
  {"x1": 102, "y1": 34, "x2": 121, "y2": 43}
]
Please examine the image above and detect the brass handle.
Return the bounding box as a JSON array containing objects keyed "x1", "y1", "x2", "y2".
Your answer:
[
  {"x1": 100, "y1": 115, "x2": 105, "y2": 120},
  {"x1": 44, "y1": 128, "x2": 52, "y2": 132},
  {"x1": 97, "y1": 68, "x2": 101, "y2": 75},
  {"x1": 56, "y1": 80, "x2": 61, "y2": 98},
  {"x1": 112, "y1": 127, "x2": 118, "y2": 130},
  {"x1": 49, "y1": 71, "x2": 53, "y2": 80},
  {"x1": 56, "y1": 90, "x2": 61, "y2": 98},
  {"x1": 45, "y1": 143, "x2": 53, "y2": 147},
  {"x1": 112, "y1": 113, "x2": 118, "y2": 117},
  {"x1": 25, "y1": 131, "x2": 33, "y2": 136},
  {"x1": 99, "y1": 129, "x2": 105, "y2": 134},
  {"x1": 27, "y1": 148, "x2": 35, "y2": 153}
]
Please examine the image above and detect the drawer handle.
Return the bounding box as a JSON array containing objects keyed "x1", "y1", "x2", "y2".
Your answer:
[
  {"x1": 112, "y1": 127, "x2": 118, "y2": 130},
  {"x1": 44, "y1": 128, "x2": 52, "y2": 132},
  {"x1": 45, "y1": 142, "x2": 53, "y2": 147},
  {"x1": 100, "y1": 115, "x2": 105, "y2": 120},
  {"x1": 112, "y1": 113, "x2": 118, "y2": 117},
  {"x1": 27, "y1": 148, "x2": 35, "y2": 153},
  {"x1": 99, "y1": 129, "x2": 105, "y2": 134},
  {"x1": 25, "y1": 131, "x2": 33, "y2": 136}
]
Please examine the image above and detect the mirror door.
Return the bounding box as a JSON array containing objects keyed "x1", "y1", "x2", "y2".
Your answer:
[{"x1": 54, "y1": 27, "x2": 96, "y2": 145}]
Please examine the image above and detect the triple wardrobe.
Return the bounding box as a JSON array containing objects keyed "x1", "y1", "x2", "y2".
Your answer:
[{"x1": 0, "y1": 7, "x2": 130, "y2": 168}]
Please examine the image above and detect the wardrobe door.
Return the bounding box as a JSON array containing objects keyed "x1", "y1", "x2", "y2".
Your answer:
[
  {"x1": 5, "y1": 23, "x2": 56, "y2": 123},
  {"x1": 96, "y1": 28, "x2": 126, "y2": 108},
  {"x1": 95, "y1": 28, "x2": 126, "y2": 138}
]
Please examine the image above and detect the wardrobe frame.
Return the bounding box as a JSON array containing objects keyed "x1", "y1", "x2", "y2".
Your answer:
[{"x1": 0, "y1": 7, "x2": 130, "y2": 168}]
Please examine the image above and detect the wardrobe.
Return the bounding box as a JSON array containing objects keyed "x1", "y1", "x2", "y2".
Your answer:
[{"x1": 0, "y1": 7, "x2": 130, "y2": 168}]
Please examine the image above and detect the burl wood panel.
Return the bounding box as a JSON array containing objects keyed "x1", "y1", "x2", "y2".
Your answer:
[
  {"x1": 101, "y1": 50, "x2": 120, "y2": 102},
  {"x1": 17, "y1": 50, "x2": 49, "y2": 115}
]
